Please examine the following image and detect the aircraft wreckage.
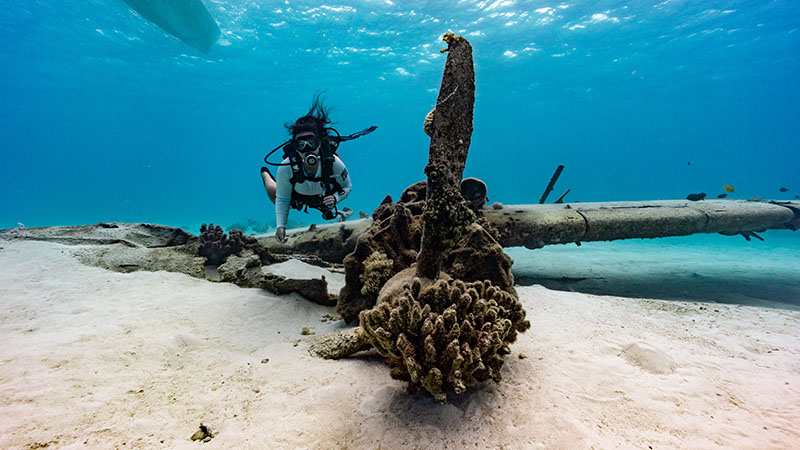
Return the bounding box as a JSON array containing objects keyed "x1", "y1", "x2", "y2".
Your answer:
[{"x1": 3, "y1": 33, "x2": 798, "y2": 403}]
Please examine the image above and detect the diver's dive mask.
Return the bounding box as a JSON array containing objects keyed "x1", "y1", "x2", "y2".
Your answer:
[
  {"x1": 294, "y1": 134, "x2": 322, "y2": 166},
  {"x1": 294, "y1": 135, "x2": 320, "y2": 152}
]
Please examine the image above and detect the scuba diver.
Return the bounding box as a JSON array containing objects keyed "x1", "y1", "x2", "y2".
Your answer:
[{"x1": 261, "y1": 95, "x2": 376, "y2": 243}]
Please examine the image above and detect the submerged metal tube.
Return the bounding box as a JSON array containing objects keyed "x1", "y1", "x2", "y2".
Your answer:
[{"x1": 487, "y1": 200, "x2": 799, "y2": 249}]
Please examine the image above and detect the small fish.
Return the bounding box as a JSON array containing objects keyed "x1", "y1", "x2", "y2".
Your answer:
[
  {"x1": 795, "y1": 195, "x2": 799, "y2": 199},
  {"x1": 723, "y1": 185, "x2": 734, "y2": 193},
  {"x1": 780, "y1": 187, "x2": 789, "y2": 192},
  {"x1": 686, "y1": 192, "x2": 706, "y2": 201},
  {"x1": 687, "y1": 161, "x2": 691, "y2": 166},
  {"x1": 716, "y1": 193, "x2": 728, "y2": 199}
]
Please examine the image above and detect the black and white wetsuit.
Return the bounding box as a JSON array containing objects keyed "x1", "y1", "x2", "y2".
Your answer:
[{"x1": 274, "y1": 155, "x2": 352, "y2": 229}]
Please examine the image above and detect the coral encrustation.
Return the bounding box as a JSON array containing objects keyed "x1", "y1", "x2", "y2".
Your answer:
[{"x1": 359, "y1": 277, "x2": 530, "y2": 403}]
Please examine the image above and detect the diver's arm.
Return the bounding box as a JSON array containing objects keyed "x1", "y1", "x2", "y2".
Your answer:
[
  {"x1": 332, "y1": 157, "x2": 352, "y2": 204},
  {"x1": 275, "y1": 164, "x2": 293, "y2": 230}
]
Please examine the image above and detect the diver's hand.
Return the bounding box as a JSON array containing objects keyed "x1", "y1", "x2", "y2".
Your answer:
[
  {"x1": 323, "y1": 195, "x2": 337, "y2": 209},
  {"x1": 276, "y1": 227, "x2": 287, "y2": 243}
]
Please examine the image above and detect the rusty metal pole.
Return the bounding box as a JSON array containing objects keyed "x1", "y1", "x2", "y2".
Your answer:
[{"x1": 415, "y1": 35, "x2": 477, "y2": 280}]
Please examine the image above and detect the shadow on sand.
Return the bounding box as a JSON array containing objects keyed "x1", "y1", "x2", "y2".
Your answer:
[{"x1": 508, "y1": 235, "x2": 800, "y2": 310}]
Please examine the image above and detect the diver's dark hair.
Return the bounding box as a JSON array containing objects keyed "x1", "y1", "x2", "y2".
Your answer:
[{"x1": 286, "y1": 92, "x2": 334, "y2": 138}]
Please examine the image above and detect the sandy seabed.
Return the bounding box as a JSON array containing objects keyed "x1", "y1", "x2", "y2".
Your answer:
[{"x1": 1, "y1": 240, "x2": 799, "y2": 449}]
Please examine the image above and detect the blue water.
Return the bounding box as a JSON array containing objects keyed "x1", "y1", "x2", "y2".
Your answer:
[{"x1": 1, "y1": 0, "x2": 799, "y2": 233}]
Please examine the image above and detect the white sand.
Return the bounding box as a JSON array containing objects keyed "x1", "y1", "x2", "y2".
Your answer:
[{"x1": 1, "y1": 240, "x2": 799, "y2": 449}]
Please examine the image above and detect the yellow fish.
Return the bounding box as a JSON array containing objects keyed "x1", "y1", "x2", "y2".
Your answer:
[{"x1": 723, "y1": 185, "x2": 735, "y2": 193}]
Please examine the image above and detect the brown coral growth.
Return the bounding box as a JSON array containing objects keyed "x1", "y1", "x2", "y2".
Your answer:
[
  {"x1": 337, "y1": 180, "x2": 514, "y2": 323},
  {"x1": 198, "y1": 223, "x2": 244, "y2": 265},
  {"x1": 336, "y1": 186, "x2": 425, "y2": 323},
  {"x1": 359, "y1": 277, "x2": 530, "y2": 404},
  {"x1": 198, "y1": 223, "x2": 274, "y2": 266},
  {"x1": 360, "y1": 251, "x2": 394, "y2": 298}
]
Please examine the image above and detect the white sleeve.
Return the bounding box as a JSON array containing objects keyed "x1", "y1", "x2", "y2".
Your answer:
[
  {"x1": 275, "y1": 163, "x2": 294, "y2": 229},
  {"x1": 332, "y1": 157, "x2": 352, "y2": 204}
]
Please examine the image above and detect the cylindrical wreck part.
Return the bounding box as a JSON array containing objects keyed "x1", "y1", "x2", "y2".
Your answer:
[
  {"x1": 257, "y1": 200, "x2": 798, "y2": 258},
  {"x1": 486, "y1": 200, "x2": 798, "y2": 248},
  {"x1": 484, "y1": 204, "x2": 586, "y2": 249}
]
